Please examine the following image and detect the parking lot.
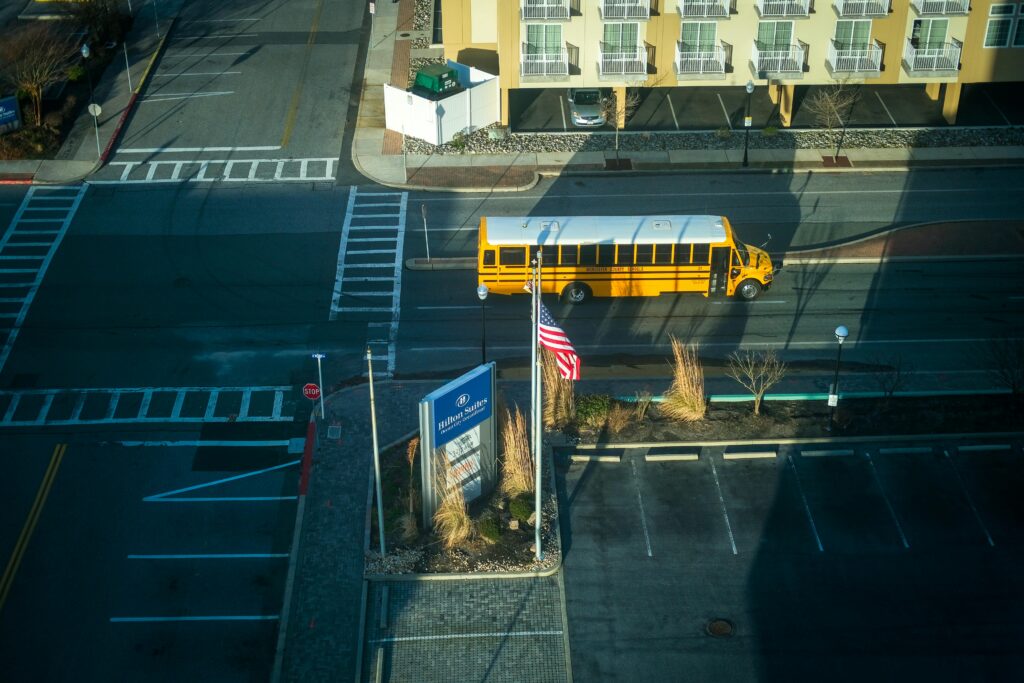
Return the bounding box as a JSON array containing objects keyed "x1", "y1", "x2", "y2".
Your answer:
[
  {"x1": 512, "y1": 82, "x2": 1024, "y2": 132},
  {"x1": 558, "y1": 438, "x2": 1024, "y2": 682}
]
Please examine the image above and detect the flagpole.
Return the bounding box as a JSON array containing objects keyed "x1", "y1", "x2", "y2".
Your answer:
[{"x1": 533, "y1": 248, "x2": 543, "y2": 561}]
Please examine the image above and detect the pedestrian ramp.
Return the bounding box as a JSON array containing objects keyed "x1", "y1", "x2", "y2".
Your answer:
[
  {"x1": 0, "y1": 386, "x2": 296, "y2": 428},
  {"x1": 0, "y1": 185, "x2": 87, "y2": 374}
]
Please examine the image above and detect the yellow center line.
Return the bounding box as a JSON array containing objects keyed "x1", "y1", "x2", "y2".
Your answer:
[
  {"x1": 280, "y1": 0, "x2": 325, "y2": 148},
  {"x1": 0, "y1": 443, "x2": 66, "y2": 613}
]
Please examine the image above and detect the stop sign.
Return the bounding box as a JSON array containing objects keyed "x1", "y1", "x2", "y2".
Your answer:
[{"x1": 303, "y1": 383, "x2": 321, "y2": 401}]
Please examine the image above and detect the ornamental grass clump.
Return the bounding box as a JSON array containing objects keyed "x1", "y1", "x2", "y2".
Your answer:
[
  {"x1": 500, "y1": 405, "x2": 533, "y2": 496},
  {"x1": 604, "y1": 401, "x2": 632, "y2": 435},
  {"x1": 399, "y1": 437, "x2": 420, "y2": 543},
  {"x1": 541, "y1": 348, "x2": 575, "y2": 429},
  {"x1": 661, "y1": 337, "x2": 706, "y2": 422},
  {"x1": 633, "y1": 390, "x2": 653, "y2": 423},
  {"x1": 432, "y1": 453, "x2": 471, "y2": 550}
]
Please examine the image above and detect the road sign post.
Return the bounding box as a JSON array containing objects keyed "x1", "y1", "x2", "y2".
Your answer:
[{"x1": 303, "y1": 382, "x2": 322, "y2": 420}]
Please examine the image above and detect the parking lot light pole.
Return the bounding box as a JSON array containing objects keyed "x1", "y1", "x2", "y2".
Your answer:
[
  {"x1": 742, "y1": 80, "x2": 754, "y2": 168},
  {"x1": 312, "y1": 353, "x2": 326, "y2": 419},
  {"x1": 476, "y1": 284, "x2": 489, "y2": 365},
  {"x1": 827, "y1": 325, "x2": 849, "y2": 432}
]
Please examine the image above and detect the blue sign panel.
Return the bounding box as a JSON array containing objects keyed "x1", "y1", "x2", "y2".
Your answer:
[
  {"x1": 424, "y1": 364, "x2": 493, "y2": 444},
  {"x1": 0, "y1": 96, "x2": 21, "y2": 135}
]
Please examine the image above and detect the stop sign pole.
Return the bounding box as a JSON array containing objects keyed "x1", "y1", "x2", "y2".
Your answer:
[{"x1": 312, "y1": 353, "x2": 326, "y2": 419}]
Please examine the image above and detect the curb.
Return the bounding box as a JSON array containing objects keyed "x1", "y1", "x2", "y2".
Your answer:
[
  {"x1": 570, "y1": 430, "x2": 1024, "y2": 450},
  {"x1": 405, "y1": 257, "x2": 475, "y2": 271}
]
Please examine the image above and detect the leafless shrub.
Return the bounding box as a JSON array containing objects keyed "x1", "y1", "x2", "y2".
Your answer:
[
  {"x1": 727, "y1": 349, "x2": 787, "y2": 416},
  {"x1": 541, "y1": 348, "x2": 574, "y2": 429},
  {"x1": 500, "y1": 405, "x2": 533, "y2": 496},
  {"x1": 605, "y1": 402, "x2": 632, "y2": 435},
  {"x1": 983, "y1": 336, "x2": 1024, "y2": 395},
  {"x1": 633, "y1": 390, "x2": 653, "y2": 422},
  {"x1": 872, "y1": 354, "x2": 911, "y2": 398},
  {"x1": 661, "y1": 337, "x2": 706, "y2": 422},
  {"x1": 432, "y1": 452, "x2": 471, "y2": 550},
  {"x1": 601, "y1": 88, "x2": 641, "y2": 159},
  {"x1": 0, "y1": 24, "x2": 77, "y2": 125},
  {"x1": 804, "y1": 83, "x2": 858, "y2": 132}
]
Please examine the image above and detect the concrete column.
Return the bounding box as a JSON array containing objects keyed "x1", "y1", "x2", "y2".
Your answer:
[
  {"x1": 501, "y1": 87, "x2": 510, "y2": 126},
  {"x1": 613, "y1": 85, "x2": 627, "y2": 128},
  {"x1": 768, "y1": 82, "x2": 780, "y2": 104},
  {"x1": 778, "y1": 84, "x2": 795, "y2": 128},
  {"x1": 942, "y1": 82, "x2": 962, "y2": 124},
  {"x1": 925, "y1": 81, "x2": 942, "y2": 101}
]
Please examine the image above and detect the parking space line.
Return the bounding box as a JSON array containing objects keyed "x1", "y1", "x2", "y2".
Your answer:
[
  {"x1": 117, "y1": 440, "x2": 292, "y2": 447},
  {"x1": 631, "y1": 461, "x2": 653, "y2": 558},
  {"x1": 800, "y1": 448, "x2": 854, "y2": 457},
  {"x1": 559, "y1": 96, "x2": 567, "y2": 131},
  {"x1": 724, "y1": 450, "x2": 775, "y2": 460},
  {"x1": 370, "y1": 630, "x2": 563, "y2": 644},
  {"x1": 665, "y1": 93, "x2": 679, "y2": 130},
  {"x1": 982, "y1": 90, "x2": 1012, "y2": 125},
  {"x1": 141, "y1": 91, "x2": 234, "y2": 103},
  {"x1": 786, "y1": 454, "x2": 824, "y2": 552},
  {"x1": 716, "y1": 94, "x2": 732, "y2": 130},
  {"x1": 878, "y1": 446, "x2": 931, "y2": 455},
  {"x1": 864, "y1": 452, "x2": 910, "y2": 549},
  {"x1": 875, "y1": 92, "x2": 897, "y2": 126},
  {"x1": 943, "y1": 449, "x2": 995, "y2": 547},
  {"x1": 111, "y1": 615, "x2": 278, "y2": 623},
  {"x1": 143, "y1": 459, "x2": 299, "y2": 502},
  {"x1": 127, "y1": 553, "x2": 288, "y2": 559},
  {"x1": 154, "y1": 72, "x2": 242, "y2": 77},
  {"x1": 959, "y1": 443, "x2": 1011, "y2": 452},
  {"x1": 707, "y1": 456, "x2": 737, "y2": 555}
]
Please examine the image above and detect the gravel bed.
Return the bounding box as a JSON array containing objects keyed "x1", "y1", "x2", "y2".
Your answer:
[
  {"x1": 411, "y1": 36, "x2": 431, "y2": 49},
  {"x1": 404, "y1": 124, "x2": 1024, "y2": 155},
  {"x1": 413, "y1": 0, "x2": 432, "y2": 31}
]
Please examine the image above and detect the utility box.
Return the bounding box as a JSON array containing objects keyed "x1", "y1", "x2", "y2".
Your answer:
[{"x1": 411, "y1": 64, "x2": 463, "y2": 100}]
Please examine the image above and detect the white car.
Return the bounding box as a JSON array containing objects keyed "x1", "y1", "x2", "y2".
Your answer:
[{"x1": 567, "y1": 88, "x2": 606, "y2": 128}]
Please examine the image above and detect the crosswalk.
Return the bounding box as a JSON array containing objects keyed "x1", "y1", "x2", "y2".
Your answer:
[
  {"x1": 329, "y1": 188, "x2": 407, "y2": 377},
  {"x1": 0, "y1": 185, "x2": 87, "y2": 374},
  {"x1": 90, "y1": 157, "x2": 338, "y2": 184},
  {"x1": 0, "y1": 385, "x2": 295, "y2": 427}
]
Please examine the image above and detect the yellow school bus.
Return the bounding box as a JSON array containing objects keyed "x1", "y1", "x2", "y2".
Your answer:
[{"x1": 478, "y1": 215, "x2": 774, "y2": 303}]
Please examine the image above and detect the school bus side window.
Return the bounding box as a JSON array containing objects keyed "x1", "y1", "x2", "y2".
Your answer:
[
  {"x1": 596, "y1": 245, "x2": 614, "y2": 265},
  {"x1": 560, "y1": 245, "x2": 579, "y2": 265},
  {"x1": 654, "y1": 245, "x2": 672, "y2": 265},
  {"x1": 674, "y1": 244, "x2": 692, "y2": 264},
  {"x1": 483, "y1": 250, "x2": 496, "y2": 266},
  {"x1": 636, "y1": 244, "x2": 653, "y2": 265},
  {"x1": 692, "y1": 244, "x2": 710, "y2": 264},
  {"x1": 499, "y1": 247, "x2": 526, "y2": 266},
  {"x1": 580, "y1": 245, "x2": 597, "y2": 265}
]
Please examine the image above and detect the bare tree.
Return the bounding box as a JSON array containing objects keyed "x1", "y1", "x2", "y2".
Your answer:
[
  {"x1": 983, "y1": 336, "x2": 1024, "y2": 395},
  {"x1": 58, "y1": 0, "x2": 126, "y2": 46},
  {"x1": 727, "y1": 349, "x2": 787, "y2": 416},
  {"x1": 802, "y1": 82, "x2": 860, "y2": 160},
  {"x1": 601, "y1": 88, "x2": 641, "y2": 163},
  {"x1": 0, "y1": 24, "x2": 77, "y2": 125},
  {"x1": 872, "y1": 354, "x2": 911, "y2": 399}
]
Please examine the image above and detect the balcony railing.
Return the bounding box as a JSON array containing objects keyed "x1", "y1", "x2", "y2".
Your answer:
[
  {"x1": 756, "y1": 0, "x2": 810, "y2": 17},
  {"x1": 675, "y1": 42, "x2": 727, "y2": 74},
  {"x1": 599, "y1": 44, "x2": 647, "y2": 75},
  {"x1": 903, "y1": 37, "x2": 961, "y2": 72},
  {"x1": 520, "y1": 45, "x2": 569, "y2": 77},
  {"x1": 520, "y1": 0, "x2": 570, "y2": 20},
  {"x1": 910, "y1": 0, "x2": 969, "y2": 14},
  {"x1": 677, "y1": 0, "x2": 729, "y2": 18},
  {"x1": 834, "y1": 0, "x2": 889, "y2": 16},
  {"x1": 751, "y1": 41, "x2": 805, "y2": 73},
  {"x1": 600, "y1": 0, "x2": 651, "y2": 20},
  {"x1": 827, "y1": 39, "x2": 882, "y2": 72}
]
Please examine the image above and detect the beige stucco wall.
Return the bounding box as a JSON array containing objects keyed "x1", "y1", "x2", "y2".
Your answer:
[{"x1": 960, "y1": 0, "x2": 1024, "y2": 82}]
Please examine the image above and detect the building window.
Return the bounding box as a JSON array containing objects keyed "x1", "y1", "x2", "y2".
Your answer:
[
  {"x1": 910, "y1": 18, "x2": 947, "y2": 49},
  {"x1": 1015, "y1": 13, "x2": 1024, "y2": 46},
  {"x1": 984, "y1": 4, "x2": 1024, "y2": 48},
  {"x1": 680, "y1": 22, "x2": 717, "y2": 52},
  {"x1": 525, "y1": 24, "x2": 562, "y2": 54},
  {"x1": 756, "y1": 21, "x2": 794, "y2": 50},
  {"x1": 834, "y1": 19, "x2": 871, "y2": 50},
  {"x1": 603, "y1": 23, "x2": 640, "y2": 50}
]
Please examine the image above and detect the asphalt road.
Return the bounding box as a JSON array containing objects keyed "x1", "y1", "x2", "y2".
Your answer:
[{"x1": 559, "y1": 438, "x2": 1024, "y2": 681}]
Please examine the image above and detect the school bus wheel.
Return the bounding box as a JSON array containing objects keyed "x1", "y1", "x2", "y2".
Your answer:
[
  {"x1": 736, "y1": 279, "x2": 762, "y2": 301},
  {"x1": 562, "y1": 282, "x2": 591, "y2": 304}
]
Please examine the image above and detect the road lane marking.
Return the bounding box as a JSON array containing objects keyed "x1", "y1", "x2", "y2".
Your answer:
[
  {"x1": 140, "y1": 91, "x2": 234, "y2": 102},
  {"x1": 0, "y1": 443, "x2": 66, "y2": 612},
  {"x1": 146, "y1": 496, "x2": 297, "y2": 502},
  {"x1": 631, "y1": 460, "x2": 653, "y2": 558},
  {"x1": 417, "y1": 187, "x2": 1006, "y2": 201},
  {"x1": 943, "y1": 448, "x2": 995, "y2": 547},
  {"x1": 116, "y1": 440, "x2": 292, "y2": 447},
  {"x1": 708, "y1": 456, "x2": 737, "y2": 555},
  {"x1": 144, "y1": 459, "x2": 300, "y2": 502},
  {"x1": 111, "y1": 615, "x2": 278, "y2": 622},
  {"x1": 369, "y1": 630, "x2": 563, "y2": 644},
  {"x1": 864, "y1": 451, "x2": 910, "y2": 550},
  {"x1": 127, "y1": 553, "x2": 288, "y2": 559},
  {"x1": 787, "y1": 454, "x2": 824, "y2": 552},
  {"x1": 875, "y1": 92, "x2": 898, "y2": 126},
  {"x1": 801, "y1": 448, "x2": 854, "y2": 457},
  {"x1": 959, "y1": 443, "x2": 1011, "y2": 452},
  {"x1": 280, "y1": 0, "x2": 324, "y2": 147},
  {"x1": 154, "y1": 72, "x2": 242, "y2": 77},
  {"x1": 174, "y1": 34, "x2": 260, "y2": 39}
]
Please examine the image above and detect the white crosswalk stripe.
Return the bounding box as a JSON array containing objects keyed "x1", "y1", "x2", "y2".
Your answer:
[
  {"x1": 0, "y1": 386, "x2": 295, "y2": 427},
  {"x1": 329, "y1": 189, "x2": 407, "y2": 378},
  {"x1": 89, "y1": 157, "x2": 338, "y2": 184},
  {"x1": 0, "y1": 185, "x2": 87, "y2": 374}
]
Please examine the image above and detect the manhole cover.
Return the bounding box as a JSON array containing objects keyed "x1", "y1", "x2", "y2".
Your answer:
[
  {"x1": 706, "y1": 619, "x2": 734, "y2": 638},
  {"x1": 400, "y1": 32, "x2": 410, "y2": 37}
]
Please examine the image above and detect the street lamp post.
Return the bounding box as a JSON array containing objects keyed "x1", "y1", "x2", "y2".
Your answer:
[
  {"x1": 476, "y1": 284, "x2": 489, "y2": 365},
  {"x1": 827, "y1": 325, "x2": 849, "y2": 432},
  {"x1": 742, "y1": 80, "x2": 754, "y2": 168},
  {"x1": 81, "y1": 45, "x2": 102, "y2": 159}
]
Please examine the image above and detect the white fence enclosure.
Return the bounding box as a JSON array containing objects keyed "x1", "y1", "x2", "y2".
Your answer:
[{"x1": 383, "y1": 62, "x2": 500, "y2": 146}]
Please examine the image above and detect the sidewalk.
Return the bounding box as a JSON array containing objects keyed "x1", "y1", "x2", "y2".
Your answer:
[
  {"x1": 352, "y1": 0, "x2": 1024, "y2": 192},
  {"x1": 0, "y1": 0, "x2": 181, "y2": 184}
]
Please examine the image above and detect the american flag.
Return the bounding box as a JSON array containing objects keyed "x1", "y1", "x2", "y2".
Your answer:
[{"x1": 538, "y1": 303, "x2": 581, "y2": 380}]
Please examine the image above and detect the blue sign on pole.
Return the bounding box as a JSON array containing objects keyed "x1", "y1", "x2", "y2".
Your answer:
[
  {"x1": 424, "y1": 364, "x2": 493, "y2": 444},
  {"x1": 0, "y1": 96, "x2": 21, "y2": 135}
]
